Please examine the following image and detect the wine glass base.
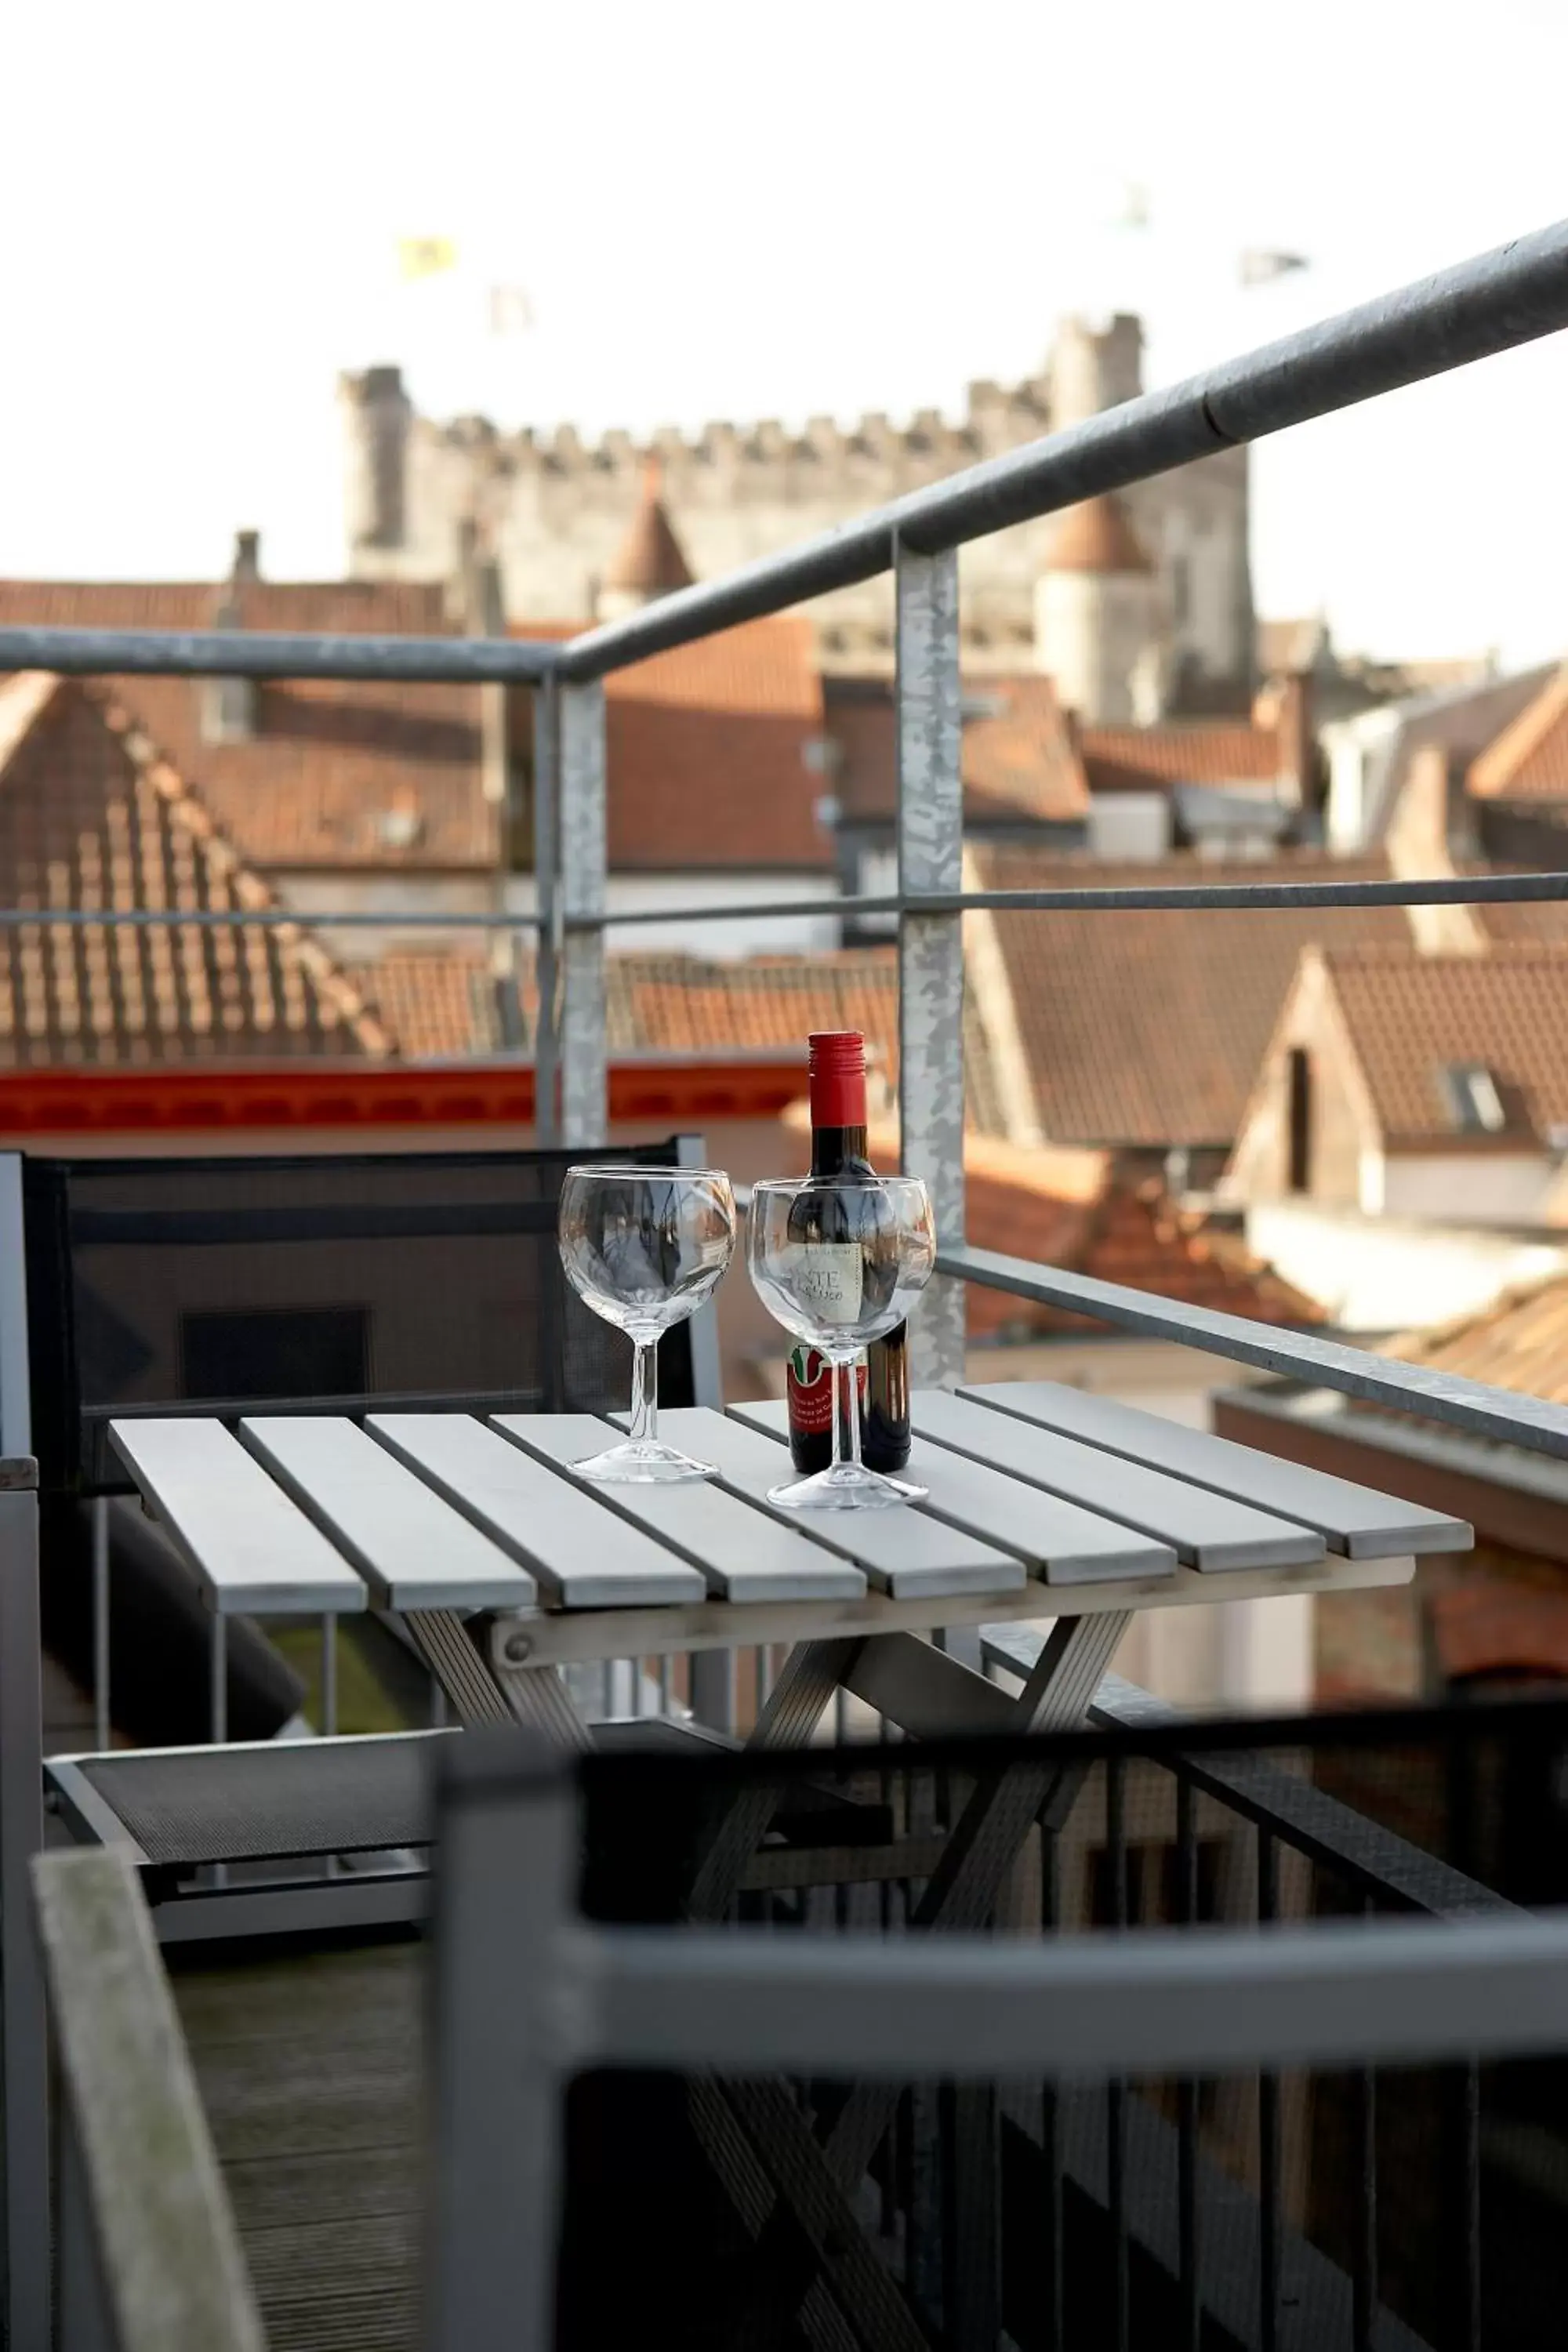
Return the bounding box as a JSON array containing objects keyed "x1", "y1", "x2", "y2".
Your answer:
[
  {"x1": 573, "y1": 1439, "x2": 717, "y2": 1486},
  {"x1": 767, "y1": 1461, "x2": 927, "y2": 1512}
]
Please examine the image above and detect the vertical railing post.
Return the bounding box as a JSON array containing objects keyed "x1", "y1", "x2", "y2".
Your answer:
[
  {"x1": 0, "y1": 1468, "x2": 50, "y2": 2352},
  {"x1": 427, "y1": 1741, "x2": 578, "y2": 2352},
  {"x1": 532, "y1": 674, "x2": 561, "y2": 1147},
  {"x1": 895, "y1": 538, "x2": 965, "y2": 1388},
  {"x1": 558, "y1": 680, "x2": 608, "y2": 1148}
]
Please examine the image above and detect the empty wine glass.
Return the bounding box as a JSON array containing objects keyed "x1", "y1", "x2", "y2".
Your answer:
[
  {"x1": 747, "y1": 1173, "x2": 935, "y2": 1508},
  {"x1": 558, "y1": 1164, "x2": 736, "y2": 1482}
]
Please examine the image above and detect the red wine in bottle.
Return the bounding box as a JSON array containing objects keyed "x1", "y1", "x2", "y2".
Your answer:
[{"x1": 785, "y1": 1031, "x2": 912, "y2": 1474}]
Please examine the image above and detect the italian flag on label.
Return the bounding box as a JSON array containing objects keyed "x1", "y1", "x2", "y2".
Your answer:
[{"x1": 786, "y1": 1345, "x2": 864, "y2": 1439}]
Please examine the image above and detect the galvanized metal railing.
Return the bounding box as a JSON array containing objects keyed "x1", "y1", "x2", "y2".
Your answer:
[{"x1": 6, "y1": 218, "x2": 1568, "y2": 1441}]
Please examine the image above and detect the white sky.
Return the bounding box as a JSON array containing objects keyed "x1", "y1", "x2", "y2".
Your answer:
[{"x1": 4, "y1": 0, "x2": 1566, "y2": 667}]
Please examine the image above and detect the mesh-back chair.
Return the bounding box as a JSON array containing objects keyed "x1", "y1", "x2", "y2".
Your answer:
[
  {"x1": 8, "y1": 1137, "x2": 720, "y2": 1757},
  {"x1": 17, "y1": 1135, "x2": 718, "y2": 1499}
]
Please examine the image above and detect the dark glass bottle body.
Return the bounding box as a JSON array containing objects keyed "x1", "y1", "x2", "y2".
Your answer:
[{"x1": 784, "y1": 1117, "x2": 912, "y2": 1474}]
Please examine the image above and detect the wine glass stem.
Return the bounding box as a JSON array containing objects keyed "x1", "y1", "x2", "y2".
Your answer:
[
  {"x1": 832, "y1": 1357, "x2": 863, "y2": 1475},
  {"x1": 629, "y1": 1338, "x2": 659, "y2": 1448}
]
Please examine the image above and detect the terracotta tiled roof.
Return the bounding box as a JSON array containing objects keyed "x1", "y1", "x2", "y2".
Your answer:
[
  {"x1": 1391, "y1": 1274, "x2": 1568, "y2": 1406},
  {"x1": 827, "y1": 1115, "x2": 1316, "y2": 1337},
  {"x1": 0, "y1": 679, "x2": 390, "y2": 1065},
  {"x1": 1322, "y1": 942, "x2": 1568, "y2": 1148},
  {"x1": 353, "y1": 949, "x2": 504, "y2": 1062},
  {"x1": 0, "y1": 577, "x2": 493, "y2": 872},
  {"x1": 603, "y1": 467, "x2": 695, "y2": 597},
  {"x1": 972, "y1": 848, "x2": 1412, "y2": 1150},
  {"x1": 1082, "y1": 720, "x2": 1283, "y2": 794},
  {"x1": 827, "y1": 673, "x2": 1089, "y2": 826},
  {"x1": 611, "y1": 949, "x2": 899, "y2": 1065},
  {"x1": 1467, "y1": 665, "x2": 1568, "y2": 801},
  {"x1": 515, "y1": 616, "x2": 833, "y2": 870},
  {"x1": 1045, "y1": 495, "x2": 1151, "y2": 575}
]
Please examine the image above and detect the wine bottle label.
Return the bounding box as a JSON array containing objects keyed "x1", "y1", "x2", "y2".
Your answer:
[
  {"x1": 786, "y1": 1345, "x2": 866, "y2": 1437},
  {"x1": 784, "y1": 1241, "x2": 863, "y2": 1324}
]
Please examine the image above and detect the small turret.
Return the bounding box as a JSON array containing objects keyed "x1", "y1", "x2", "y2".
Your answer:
[{"x1": 596, "y1": 461, "x2": 695, "y2": 620}]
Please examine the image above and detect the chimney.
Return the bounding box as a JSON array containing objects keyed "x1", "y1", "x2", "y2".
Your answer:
[
  {"x1": 1386, "y1": 743, "x2": 1486, "y2": 955},
  {"x1": 201, "y1": 532, "x2": 260, "y2": 745},
  {"x1": 1274, "y1": 673, "x2": 1314, "y2": 808}
]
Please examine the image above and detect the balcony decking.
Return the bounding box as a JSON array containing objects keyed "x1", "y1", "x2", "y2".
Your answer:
[{"x1": 171, "y1": 1937, "x2": 423, "y2": 2352}]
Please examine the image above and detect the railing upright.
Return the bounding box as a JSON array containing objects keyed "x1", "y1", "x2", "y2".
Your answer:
[
  {"x1": 0, "y1": 1467, "x2": 49, "y2": 2352},
  {"x1": 532, "y1": 674, "x2": 562, "y2": 1145},
  {"x1": 558, "y1": 681, "x2": 608, "y2": 1147},
  {"x1": 895, "y1": 539, "x2": 967, "y2": 1387}
]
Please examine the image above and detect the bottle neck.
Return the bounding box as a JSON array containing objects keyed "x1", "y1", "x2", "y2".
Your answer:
[{"x1": 809, "y1": 1121, "x2": 871, "y2": 1178}]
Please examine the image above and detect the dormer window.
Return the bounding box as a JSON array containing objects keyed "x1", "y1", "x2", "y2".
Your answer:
[{"x1": 1438, "y1": 1062, "x2": 1507, "y2": 1135}]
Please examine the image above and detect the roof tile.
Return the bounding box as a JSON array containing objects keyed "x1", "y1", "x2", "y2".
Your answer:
[
  {"x1": 972, "y1": 848, "x2": 1411, "y2": 1149},
  {"x1": 1323, "y1": 942, "x2": 1568, "y2": 1147}
]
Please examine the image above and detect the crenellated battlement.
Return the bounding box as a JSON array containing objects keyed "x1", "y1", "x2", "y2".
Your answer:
[
  {"x1": 376, "y1": 371, "x2": 1054, "y2": 488},
  {"x1": 338, "y1": 310, "x2": 1254, "y2": 701}
]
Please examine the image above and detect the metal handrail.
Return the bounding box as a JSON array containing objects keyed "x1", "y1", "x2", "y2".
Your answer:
[
  {"x1": 2, "y1": 217, "x2": 1566, "y2": 695},
  {"x1": 2, "y1": 219, "x2": 1566, "y2": 1445}
]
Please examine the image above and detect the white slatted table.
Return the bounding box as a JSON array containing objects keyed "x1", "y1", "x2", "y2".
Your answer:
[
  {"x1": 104, "y1": 1385, "x2": 1472, "y2": 2297},
  {"x1": 108, "y1": 1390, "x2": 1468, "y2": 1740}
]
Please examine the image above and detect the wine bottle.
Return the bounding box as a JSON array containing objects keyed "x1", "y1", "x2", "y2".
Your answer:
[{"x1": 785, "y1": 1031, "x2": 912, "y2": 1474}]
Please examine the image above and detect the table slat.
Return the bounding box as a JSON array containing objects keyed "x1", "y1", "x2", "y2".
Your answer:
[
  {"x1": 108, "y1": 1421, "x2": 366, "y2": 1615},
  {"x1": 241, "y1": 1418, "x2": 536, "y2": 1610},
  {"x1": 490, "y1": 1414, "x2": 866, "y2": 1602},
  {"x1": 908, "y1": 1392, "x2": 1327, "y2": 1573},
  {"x1": 654, "y1": 1409, "x2": 1025, "y2": 1599},
  {"x1": 958, "y1": 1380, "x2": 1473, "y2": 1560},
  {"x1": 365, "y1": 1415, "x2": 705, "y2": 1609},
  {"x1": 724, "y1": 1403, "x2": 1178, "y2": 1587}
]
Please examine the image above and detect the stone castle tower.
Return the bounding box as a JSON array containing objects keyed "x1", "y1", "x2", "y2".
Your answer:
[{"x1": 340, "y1": 314, "x2": 1252, "y2": 707}]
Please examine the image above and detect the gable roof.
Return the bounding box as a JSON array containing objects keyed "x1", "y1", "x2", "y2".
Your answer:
[
  {"x1": 0, "y1": 577, "x2": 493, "y2": 872},
  {"x1": 1081, "y1": 719, "x2": 1285, "y2": 795},
  {"x1": 0, "y1": 677, "x2": 391, "y2": 1065},
  {"x1": 1467, "y1": 664, "x2": 1568, "y2": 802},
  {"x1": 515, "y1": 615, "x2": 833, "y2": 870},
  {"x1": 1320, "y1": 942, "x2": 1568, "y2": 1149},
  {"x1": 969, "y1": 848, "x2": 1414, "y2": 1149},
  {"x1": 827, "y1": 672, "x2": 1090, "y2": 828}
]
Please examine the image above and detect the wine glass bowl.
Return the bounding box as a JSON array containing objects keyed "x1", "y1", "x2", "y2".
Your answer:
[
  {"x1": 747, "y1": 1174, "x2": 935, "y2": 1509},
  {"x1": 557, "y1": 1164, "x2": 736, "y2": 1482}
]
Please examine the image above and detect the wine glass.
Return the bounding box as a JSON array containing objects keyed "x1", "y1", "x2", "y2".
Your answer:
[
  {"x1": 557, "y1": 1165, "x2": 736, "y2": 1482},
  {"x1": 747, "y1": 1174, "x2": 935, "y2": 1509}
]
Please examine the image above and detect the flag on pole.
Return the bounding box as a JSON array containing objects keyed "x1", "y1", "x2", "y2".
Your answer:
[
  {"x1": 488, "y1": 285, "x2": 535, "y2": 335},
  {"x1": 398, "y1": 237, "x2": 459, "y2": 281},
  {"x1": 1240, "y1": 249, "x2": 1309, "y2": 286}
]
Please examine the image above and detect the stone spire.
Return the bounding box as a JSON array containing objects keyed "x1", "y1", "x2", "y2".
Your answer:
[{"x1": 597, "y1": 460, "x2": 695, "y2": 619}]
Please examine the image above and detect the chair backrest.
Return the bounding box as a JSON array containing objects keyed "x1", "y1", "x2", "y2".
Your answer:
[{"x1": 15, "y1": 1137, "x2": 720, "y2": 1496}]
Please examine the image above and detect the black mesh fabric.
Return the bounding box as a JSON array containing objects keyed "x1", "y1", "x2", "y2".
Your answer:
[
  {"x1": 23, "y1": 1141, "x2": 702, "y2": 1494},
  {"x1": 76, "y1": 1733, "x2": 444, "y2": 1863}
]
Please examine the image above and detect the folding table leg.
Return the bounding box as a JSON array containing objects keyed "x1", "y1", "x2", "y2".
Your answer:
[
  {"x1": 688, "y1": 1637, "x2": 864, "y2": 1918},
  {"x1": 403, "y1": 1610, "x2": 513, "y2": 1726},
  {"x1": 713, "y1": 1610, "x2": 1134, "y2": 2347}
]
